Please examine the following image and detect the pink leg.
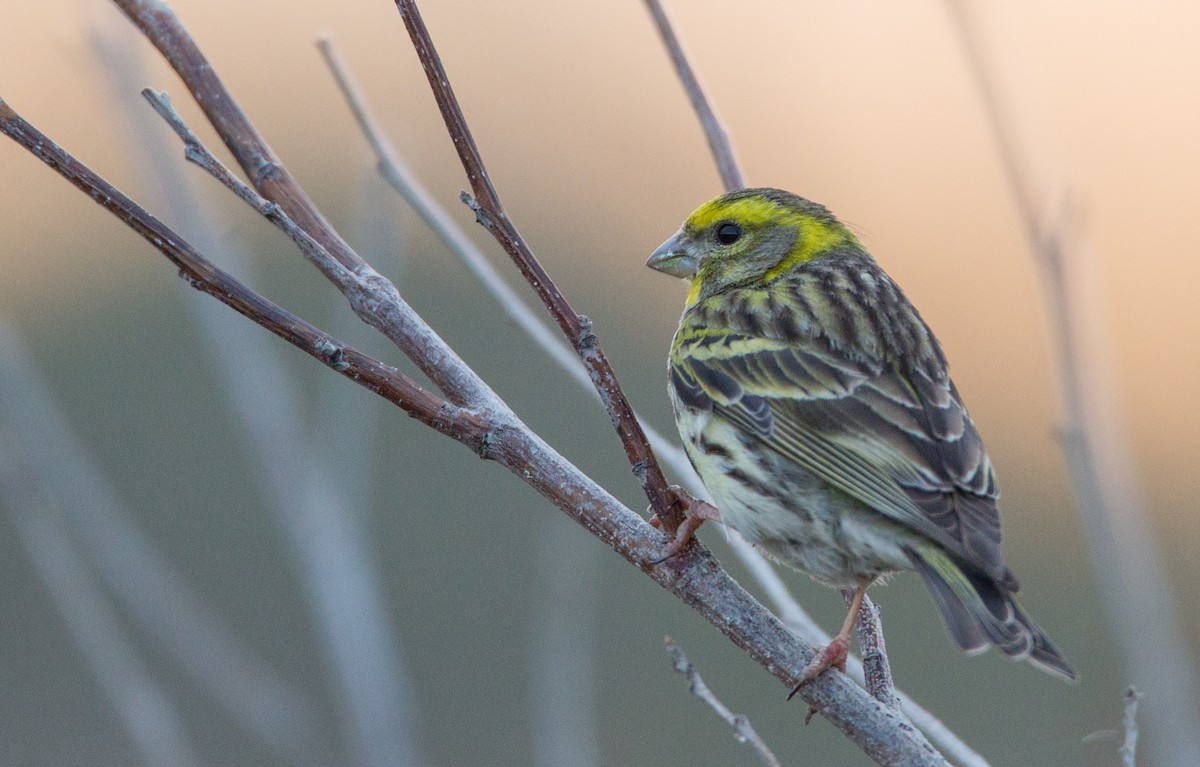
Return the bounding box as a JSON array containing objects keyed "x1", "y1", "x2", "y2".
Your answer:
[{"x1": 789, "y1": 582, "x2": 870, "y2": 698}]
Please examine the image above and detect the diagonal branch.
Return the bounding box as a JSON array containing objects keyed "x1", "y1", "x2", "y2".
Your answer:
[
  {"x1": 109, "y1": 0, "x2": 490, "y2": 407},
  {"x1": 642, "y1": 0, "x2": 743, "y2": 192},
  {"x1": 0, "y1": 92, "x2": 947, "y2": 766},
  {"x1": 665, "y1": 637, "x2": 781, "y2": 767},
  {"x1": 2, "y1": 0, "x2": 964, "y2": 760},
  {"x1": 392, "y1": 0, "x2": 684, "y2": 531},
  {"x1": 0, "y1": 98, "x2": 468, "y2": 442}
]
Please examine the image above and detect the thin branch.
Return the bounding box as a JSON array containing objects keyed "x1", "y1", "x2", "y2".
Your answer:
[
  {"x1": 664, "y1": 637, "x2": 782, "y2": 767},
  {"x1": 945, "y1": 4, "x2": 1200, "y2": 761},
  {"x1": 0, "y1": 97, "x2": 472, "y2": 442},
  {"x1": 322, "y1": 28, "x2": 986, "y2": 767},
  {"x1": 97, "y1": 16, "x2": 424, "y2": 752},
  {"x1": 392, "y1": 0, "x2": 685, "y2": 532},
  {"x1": 110, "y1": 0, "x2": 492, "y2": 408},
  {"x1": 316, "y1": 36, "x2": 587, "y2": 393},
  {"x1": 0, "y1": 98, "x2": 948, "y2": 764},
  {"x1": 641, "y1": 0, "x2": 744, "y2": 191},
  {"x1": 142, "y1": 89, "x2": 359, "y2": 290},
  {"x1": 855, "y1": 596, "x2": 899, "y2": 709},
  {"x1": 1121, "y1": 687, "x2": 1141, "y2": 767}
]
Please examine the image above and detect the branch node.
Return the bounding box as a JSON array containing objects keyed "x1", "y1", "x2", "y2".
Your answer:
[
  {"x1": 313, "y1": 339, "x2": 350, "y2": 371},
  {"x1": 183, "y1": 143, "x2": 205, "y2": 165},
  {"x1": 251, "y1": 159, "x2": 286, "y2": 188},
  {"x1": 459, "y1": 190, "x2": 490, "y2": 227},
  {"x1": 576, "y1": 314, "x2": 596, "y2": 352}
]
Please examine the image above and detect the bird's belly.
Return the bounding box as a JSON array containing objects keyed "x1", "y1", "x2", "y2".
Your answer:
[{"x1": 677, "y1": 409, "x2": 918, "y2": 587}]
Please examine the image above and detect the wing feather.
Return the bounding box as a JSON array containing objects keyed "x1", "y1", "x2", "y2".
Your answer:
[{"x1": 672, "y1": 309, "x2": 1004, "y2": 579}]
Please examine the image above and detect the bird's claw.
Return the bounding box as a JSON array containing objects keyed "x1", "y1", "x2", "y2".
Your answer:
[
  {"x1": 646, "y1": 486, "x2": 721, "y2": 564},
  {"x1": 788, "y1": 634, "x2": 851, "y2": 700}
]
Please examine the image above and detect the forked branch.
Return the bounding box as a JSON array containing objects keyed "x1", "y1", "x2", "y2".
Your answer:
[{"x1": 0, "y1": 0, "x2": 959, "y2": 762}]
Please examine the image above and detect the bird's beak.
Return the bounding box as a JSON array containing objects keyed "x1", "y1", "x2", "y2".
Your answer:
[{"x1": 646, "y1": 231, "x2": 698, "y2": 278}]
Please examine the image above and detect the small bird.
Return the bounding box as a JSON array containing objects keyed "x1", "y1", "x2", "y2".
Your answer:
[{"x1": 647, "y1": 187, "x2": 1076, "y2": 685}]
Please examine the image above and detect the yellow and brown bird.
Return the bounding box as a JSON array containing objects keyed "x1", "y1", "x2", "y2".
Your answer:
[{"x1": 648, "y1": 187, "x2": 1076, "y2": 684}]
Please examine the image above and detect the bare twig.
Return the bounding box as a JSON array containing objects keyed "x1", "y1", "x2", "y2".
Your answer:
[
  {"x1": 1121, "y1": 687, "x2": 1142, "y2": 767},
  {"x1": 642, "y1": 0, "x2": 744, "y2": 191},
  {"x1": 392, "y1": 0, "x2": 686, "y2": 533},
  {"x1": 665, "y1": 637, "x2": 782, "y2": 767},
  {"x1": 0, "y1": 98, "x2": 471, "y2": 439},
  {"x1": 0, "y1": 98, "x2": 948, "y2": 765},
  {"x1": 316, "y1": 36, "x2": 587, "y2": 393},
  {"x1": 945, "y1": 4, "x2": 1200, "y2": 762},
  {"x1": 142, "y1": 89, "x2": 359, "y2": 290},
  {"x1": 855, "y1": 596, "x2": 899, "y2": 709},
  {"x1": 110, "y1": 0, "x2": 491, "y2": 407}
]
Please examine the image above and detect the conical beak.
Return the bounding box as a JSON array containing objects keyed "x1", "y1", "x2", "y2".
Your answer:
[{"x1": 646, "y1": 231, "x2": 698, "y2": 278}]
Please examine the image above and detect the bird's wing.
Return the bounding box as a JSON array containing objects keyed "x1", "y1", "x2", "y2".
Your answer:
[{"x1": 671, "y1": 325, "x2": 1006, "y2": 579}]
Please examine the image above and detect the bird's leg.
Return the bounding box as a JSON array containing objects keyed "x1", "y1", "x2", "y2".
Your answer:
[
  {"x1": 789, "y1": 581, "x2": 872, "y2": 698},
  {"x1": 647, "y1": 485, "x2": 721, "y2": 564}
]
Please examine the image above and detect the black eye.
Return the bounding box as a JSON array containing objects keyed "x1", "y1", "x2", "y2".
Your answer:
[{"x1": 715, "y1": 222, "x2": 742, "y2": 245}]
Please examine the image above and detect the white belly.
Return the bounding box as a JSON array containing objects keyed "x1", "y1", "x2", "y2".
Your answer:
[{"x1": 675, "y1": 405, "x2": 919, "y2": 587}]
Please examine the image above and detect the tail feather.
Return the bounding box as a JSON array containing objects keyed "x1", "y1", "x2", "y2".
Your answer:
[{"x1": 907, "y1": 545, "x2": 1078, "y2": 682}]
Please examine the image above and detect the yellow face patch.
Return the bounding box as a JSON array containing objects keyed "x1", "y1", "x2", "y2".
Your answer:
[
  {"x1": 685, "y1": 194, "x2": 851, "y2": 286},
  {"x1": 761, "y1": 216, "x2": 848, "y2": 282},
  {"x1": 687, "y1": 195, "x2": 799, "y2": 232}
]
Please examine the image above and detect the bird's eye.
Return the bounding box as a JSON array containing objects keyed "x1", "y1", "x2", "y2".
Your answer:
[{"x1": 715, "y1": 222, "x2": 743, "y2": 245}]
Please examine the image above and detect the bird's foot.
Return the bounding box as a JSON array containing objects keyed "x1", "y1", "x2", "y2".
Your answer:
[
  {"x1": 647, "y1": 486, "x2": 721, "y2": 564},
  {"x1": 789, "y1": 635, "x2": 850, "y2": 697},
  {"x1": 789, "y1": 583, "x2": 871, "y2": 723},
  {"x1": 790, "y1": 635, "x2": 851, "y2": 724}
]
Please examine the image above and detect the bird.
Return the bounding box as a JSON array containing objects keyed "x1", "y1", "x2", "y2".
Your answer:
[{"x1": 646, "y1": 187, "x2": 1076, "y2": 686}]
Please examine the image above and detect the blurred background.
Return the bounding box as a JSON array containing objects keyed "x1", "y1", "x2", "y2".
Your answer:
[{"x1": 1, "y1": 1, "x2": 1197, "y2": 765}]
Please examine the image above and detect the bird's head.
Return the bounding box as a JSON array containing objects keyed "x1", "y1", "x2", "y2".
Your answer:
[{"x1": 647, "y1": 188, "x2": 860, "y2": 307}]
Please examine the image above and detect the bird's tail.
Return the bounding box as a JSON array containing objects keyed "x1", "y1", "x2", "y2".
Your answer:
[{"x1": 906, "y1": 544, "x2": 1078, "y2": 682}]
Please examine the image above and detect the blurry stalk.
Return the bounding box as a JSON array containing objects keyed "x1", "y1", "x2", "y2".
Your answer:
[
  {"x1": 946, "y1": 4, "x2": 1200, "y2": 765},
  {"x1": 1122, "y1": 686, "x2": 1142, "y2": 767},
  {"x1": 0, "y1": 333, "x2": 200, "y2": 767},
  {"x1": 0, "y1": 309, "x2": 317, "y2": 759},
  {"x1": 93, "y1": 22, "x2": 425, "y2": 767},
  {"x1": 322, "y1": 33, "x2": 989, "y2": 767},
  {"x1": 530, "y1": 520, "x2": 602, "y2": 767}
]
